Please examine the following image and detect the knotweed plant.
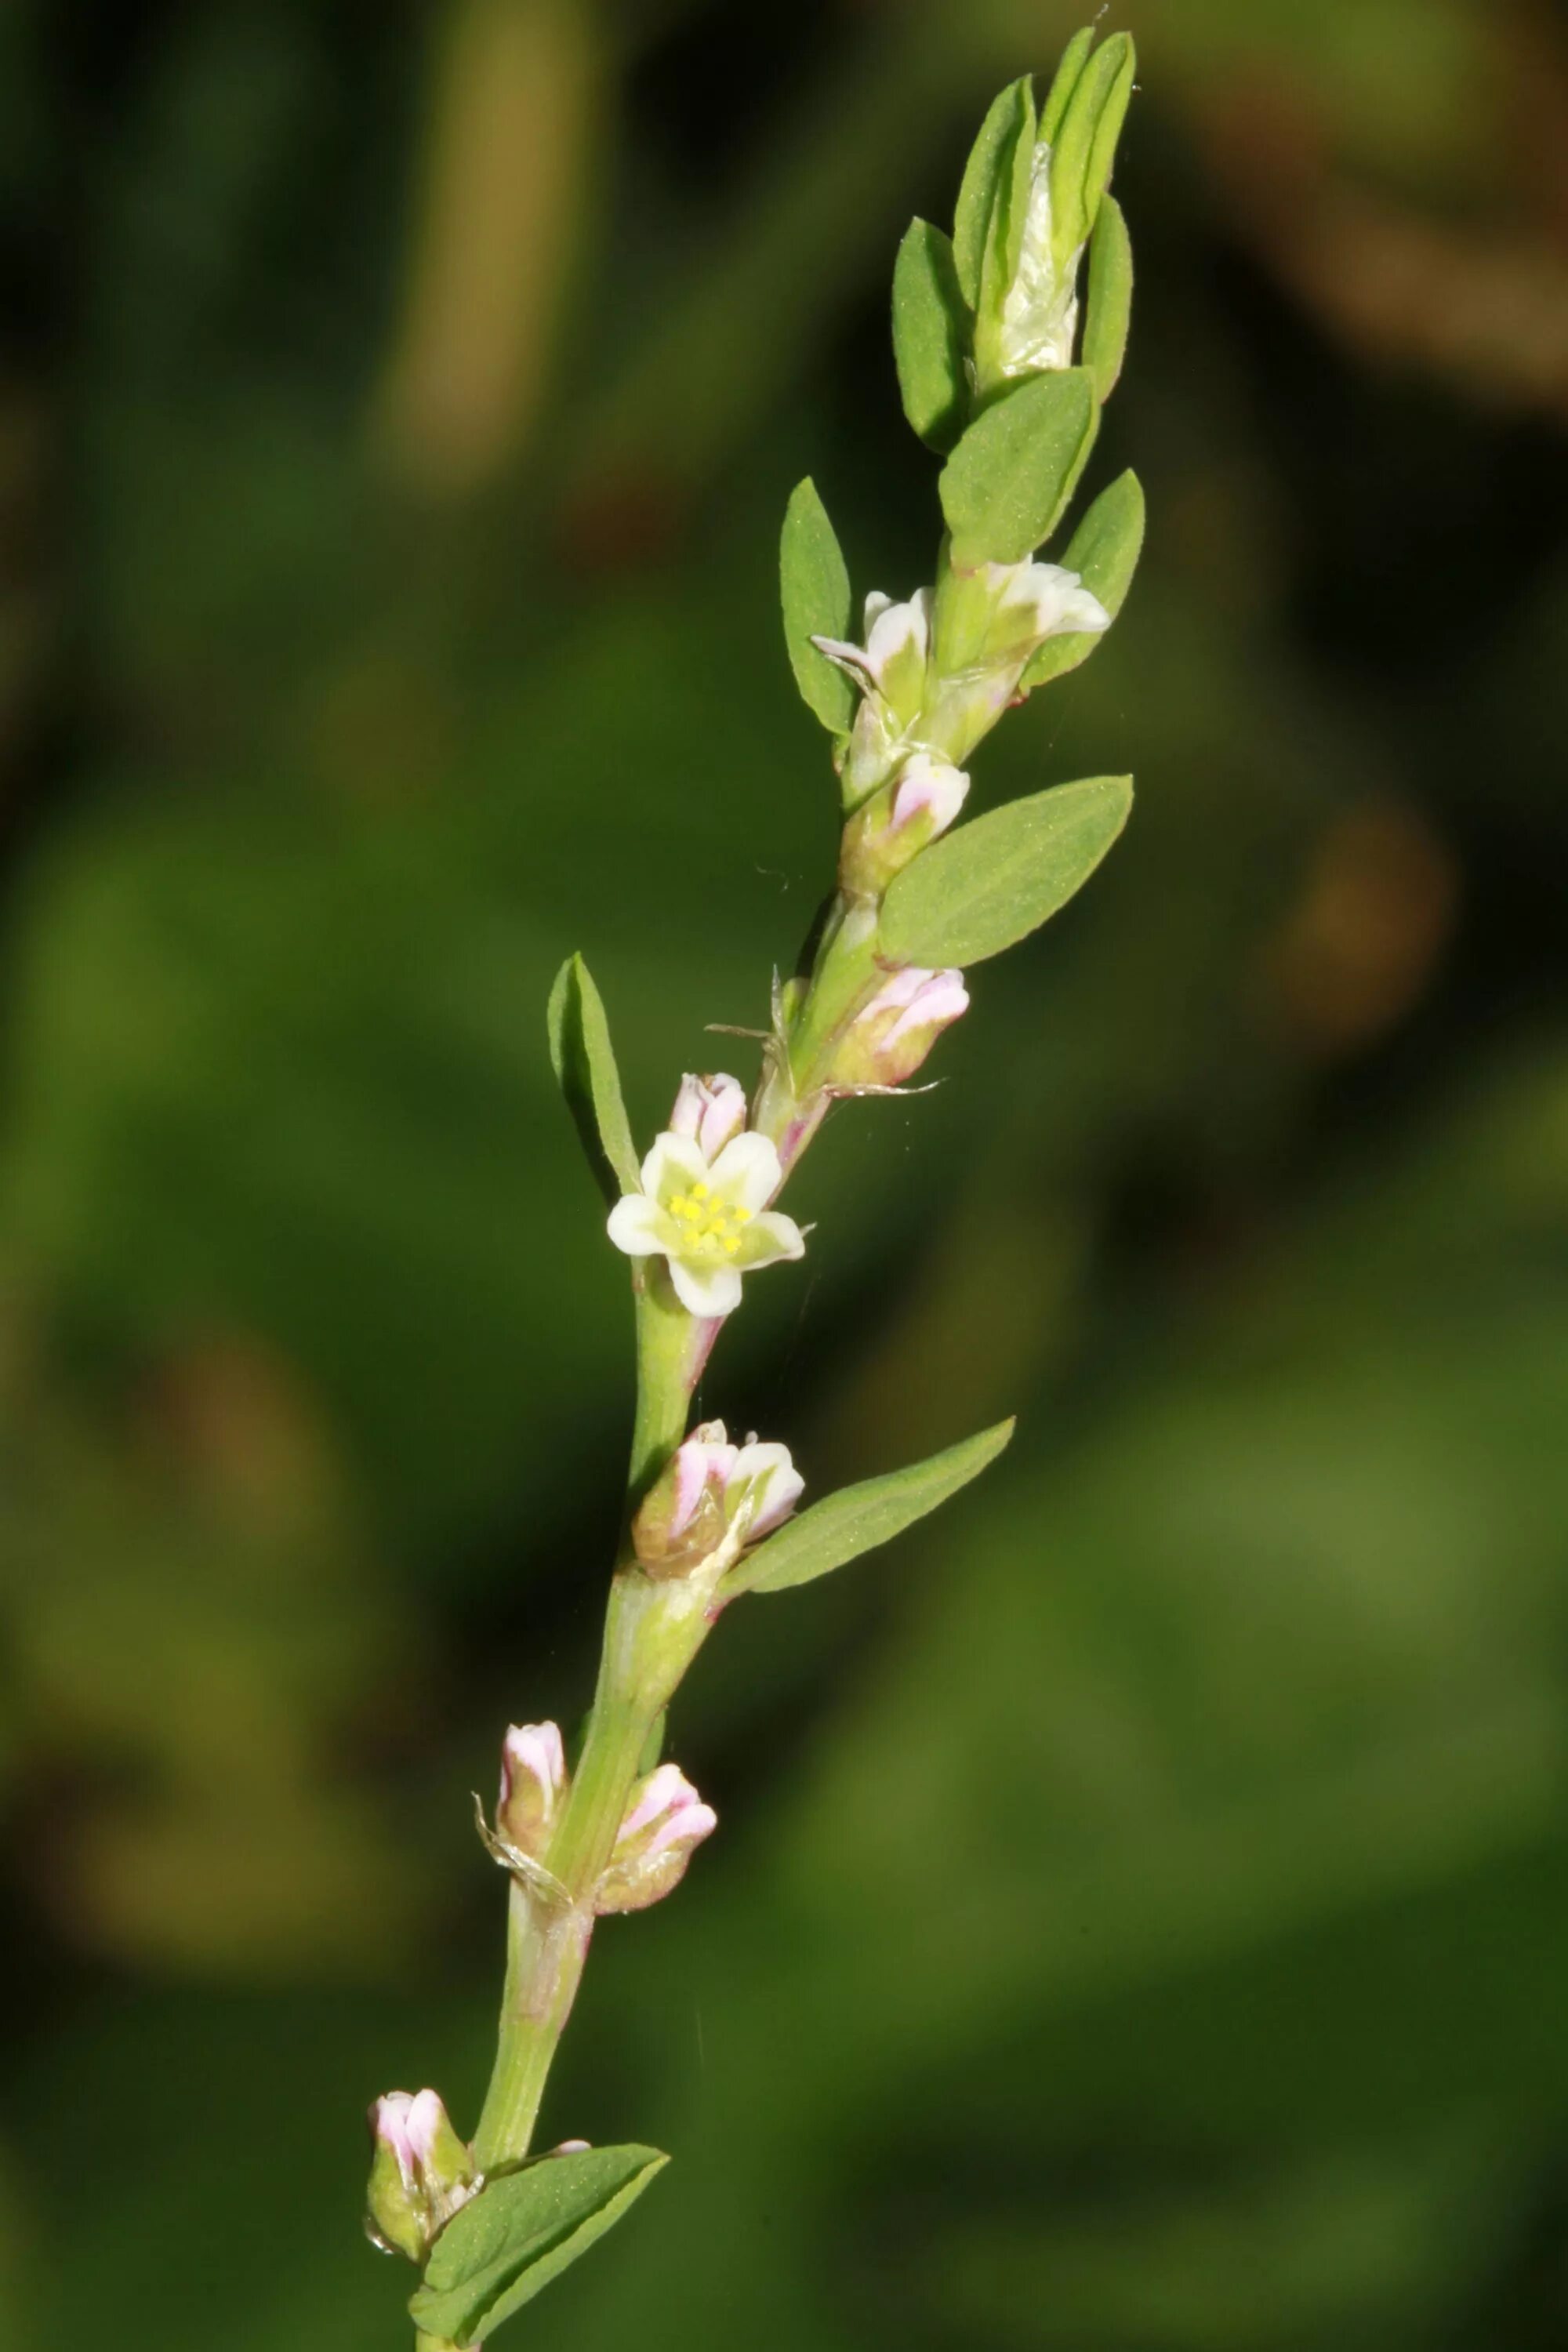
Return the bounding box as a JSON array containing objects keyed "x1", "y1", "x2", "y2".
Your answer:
[{"x1": 366, "y1": 31, "x2": 1145, "y2": 2348}]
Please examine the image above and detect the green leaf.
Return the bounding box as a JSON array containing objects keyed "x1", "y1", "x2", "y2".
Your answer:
[
  {"x1": 938, "y1": 369, "x2": 1098, "y2": 568},
  {"x1": 892, "y1": 219, "x2": 971, "y2": 453},
  {"x1": 953, "y1": 78, "x2": 1032, "y2": 309},
  {"x1": 732, "y1": 1420, "x2": 1015, "y2": 1598},
  {"x1": 1081, "y1": 194, "x2": 1133, "y2": 403},
  {"x1": 976, "y1": 78, "x2": 1039, "y2": 346},
  {"x1": 1048, "y1": 31, "x2": 1134, "y2": 264},
  {"x1": 779, "y1": 478, "x2": 855, "y2": 735},
  {"x1": 1040, "y1": 26, "x2": 1094, "y2": 143},
  {"x1": 1021, "y1": 468, "x2": 1145, "y2": 695},
  {"x1": 408, "y1": 2145, "x2": 668, "y2": 2347},
  {"x1": 880, "y1": 776, "x2": 1132, "y2": 967},
  {"x1": 546, "y1": 954, "x2": 641, "y2": 1204}
]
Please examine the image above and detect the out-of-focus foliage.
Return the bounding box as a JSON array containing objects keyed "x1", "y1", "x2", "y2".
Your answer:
[{"x1": 4, "y1": 0, "x2": 1568, "y2": 2346}]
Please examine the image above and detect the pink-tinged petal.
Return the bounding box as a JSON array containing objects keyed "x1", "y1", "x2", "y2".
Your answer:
[
  {"x1": 708, "y1": 1130, "x2": 783, "y2": 1213},
  {"x1": 405, "y1": 2090, "x2": 448, "y2": 2168},
  {"x1": 667, "y1": 1254, "x2": 743, "y2": 1318},
  {"x1": 891, "y1": 753, "x2": 969, "y2": 837},
  {"x1": 697, "y1": 1074, "x2": 747, "y2": 1160},
  {"x1": 619, "y1": 1762, "x2": 692, "y2": 1839},
  {"x1": 734, "y1": 1210, "x2": 805, "y2": 1271},
  {"x1": 668, "y1": 1436, "x2": 713, "y2": 1537},
  {"x1": 639, "y1": 1131, "x2": 710, "y2": 1202},
  {"x1": 501, "y1": 1721, "x2": 564, "y2": 1807},
  {"x1": 372, "y1": 2092, "x2": 419, "y2": 2181},
  {"x1": 668, "y1": 1074, "x2": 708, "y2": 1142},
  {"x1": 607, "y1": 1193, "x2": 673, "y2": 1257},
  {"x1": 642, "y1": 1799, "x2": 717, "y2": 1860},
  {"x1": 885, "y1": 970, "x2": 969, "y2": 1047}
]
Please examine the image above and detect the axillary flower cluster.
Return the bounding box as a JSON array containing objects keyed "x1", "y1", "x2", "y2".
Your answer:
[{"x1": 365, "y1": 30, "x2": 1145, "y2": 2351}]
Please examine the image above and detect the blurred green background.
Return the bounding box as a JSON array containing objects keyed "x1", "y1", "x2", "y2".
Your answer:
[{"x1": 5, "y1": 0, "x2": 1568, "y2": 2343}]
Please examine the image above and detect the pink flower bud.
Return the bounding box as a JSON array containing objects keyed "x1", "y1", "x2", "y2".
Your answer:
[
  {"x1": 595, "y1": 1762, "x2": 717, "y2": 1914},
  {"x1": 632, "y1": 1421, "x2": 736, "y2": 1570},
  {"x1": 832, "y1": 966, "x2": 970, "y2": 1090},
  {"x1": 669, "y1": 1071, "x2": 747, "y2": 1160},
  {"x1": 632, "y1": 1422, "x2": 802, "y2": 1572},
  {"x1": 365, "y1": 2088, "x2": 476, "y2": 2263},
  {"x1": 497, "y1": 1720, "x2": 567, "y2": 1856},
  {"x1": 839, "y1": 753, "x2": 970, "y2": 893}
]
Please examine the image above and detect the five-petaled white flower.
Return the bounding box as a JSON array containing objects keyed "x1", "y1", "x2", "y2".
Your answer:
[{"x1": 608, "y1": 1126, "x2": 805, "y2": 1319}]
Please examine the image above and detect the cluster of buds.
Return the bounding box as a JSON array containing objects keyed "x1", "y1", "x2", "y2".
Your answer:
[
  {"x1": 365, "y1": 2089, "x2": 477, "y2": 2263},
  {"x1": 595, "y1": 1763, "x2": 717, "y2": 1915},
  {"x1": 633, "y1": 1420, "x2": 802, "y2": 1574},
  {"x1": 831, "y1": 966, "x2": 971, "y2": 1092},
  {"x1": 818, "y1": 557, "x2": 1110, "y2": 822}
]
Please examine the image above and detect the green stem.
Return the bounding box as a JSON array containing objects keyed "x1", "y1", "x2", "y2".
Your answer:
[{"x1": 470, "y1": 1263, "x2": 710, "y2": 2173}]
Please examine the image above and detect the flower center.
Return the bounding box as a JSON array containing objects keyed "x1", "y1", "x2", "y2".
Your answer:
[{"x1": 666, "y1": 1181, "x2": 753, "y2": 1258}]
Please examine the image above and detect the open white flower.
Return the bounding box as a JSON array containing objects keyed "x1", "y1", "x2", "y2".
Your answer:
[{"x1": 608, "y1": 1131, "x2": 805, "y2": 1318}]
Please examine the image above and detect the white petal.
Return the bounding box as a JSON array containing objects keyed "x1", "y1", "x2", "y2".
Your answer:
[
  {"x1": 731, "y1": 1441, "x2": 805, "y2": 1537},
  {"x1": 864, "y1": 593, "x2": 931, "y2": 680},
  {"x1": 608, "y1": 1193, "x2": 673, "y2": 1257},
  {"x1": 735, "y1": 1209, "x2": 805, "y2": 1271},
  {"x1": 811, "y1": 633, "x2": 877, "y2": 687},
  {"x1": 639, "y1": 1131, "x2": 710, "y2": 1201},
  {"x1": 862, "y1": 591, "x2": 894, "y2": 633},
  {"x1": 667, "y1": 1254, "x2": 743, "y2": 1318},
  {"x1": 1054, "y1": 585, "x2": 1110, "y2": 635},
  {"x1": 709, "y1": 1130, "x2": 783, "y2": 1213}
]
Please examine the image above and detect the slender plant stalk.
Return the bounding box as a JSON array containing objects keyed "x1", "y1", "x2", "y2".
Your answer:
[{"x1": 365, "y1": 31, "x2": 1145, "y2": 2345}]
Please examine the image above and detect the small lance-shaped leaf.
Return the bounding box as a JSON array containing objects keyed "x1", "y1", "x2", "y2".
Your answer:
[
  {"x1": 408, "y1": 2145, "x2": 668, "y2": 2347},
  {"x1": 1049, "y1": 31, "x2": 1134, "y2": 267},
  {"x1": 880, "y1": 776, "x2": 1132, "y2": 967},
  {"x1": 939, "y1": 368, "x2": 1098, "y2": 569},
  {"x1": 780, "y1": 478, "x2": 855, "y2": 735},
  {"x1": 729, "y1": 1420, "x2": 1014, "y2": 1598},
  {"x1": 1022, "y1": 467, "x2": 1145, "y2": 695},
  {"x1": 546, "y1": 954, "x2": 641, "y2": 1204},
  {"x1": 892, "y1": 219, "x2": 971, "y2": 453},
  {"x1": 1080, "y1": 193, "x2": 1133, "y2": 404},
  {"x1": 952, "y1": 77, "x2": 1032, "y2": 309},
  {"x1": 975, "y1": 76, "x2": 1038, "y2": 359},
  {"x1": 1040, "y1": 25, "x2": 1094, "y2": 143}
]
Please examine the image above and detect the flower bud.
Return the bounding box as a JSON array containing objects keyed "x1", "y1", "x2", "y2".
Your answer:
[
  {"x1": 814, "y1": 588, "x2": 935, "y2": 804},
  {"x1": 832, "y1": 967, "x2": 970, "y2": 1090},
  {"x1": 497, "y1": 1720, "x2": 567, "y2": 1856},
  {"x1": 928, "y1": 557, "x2": 1109, "y2": 764},
  {"x1": 840, "y1": 752, "x2": 970, "y2": 894},
  {"x1": 365, "y1": 2089, "x2": 477, "y2": 2263},
  {"x1": 632, "y1": 1421, "x2": 802, "y2": 1572},
  {"x1": 669, "y1": 1071, "x2": 747, "y2": 1161},
  {"x1": 594, "y1": 1763, "x2": 717, "y2": 1915}
]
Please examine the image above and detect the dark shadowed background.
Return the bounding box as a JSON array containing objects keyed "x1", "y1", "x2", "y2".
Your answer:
[{"x1": 5, "y1": 1, "x2": 1568, "y2": 2344}]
